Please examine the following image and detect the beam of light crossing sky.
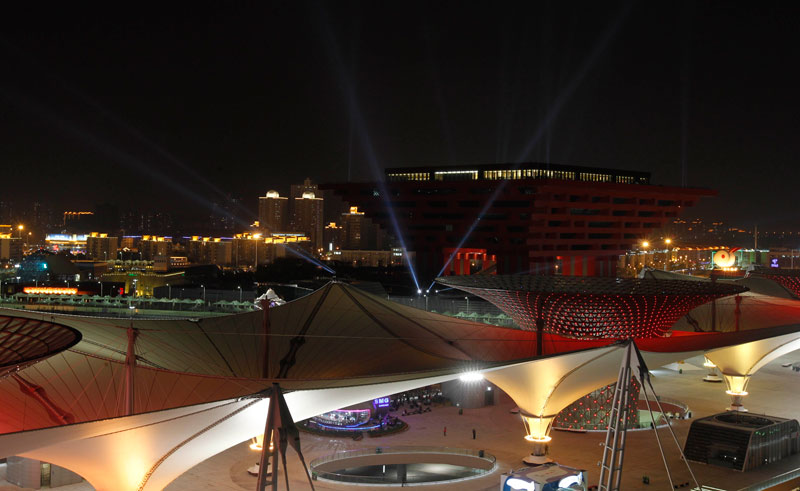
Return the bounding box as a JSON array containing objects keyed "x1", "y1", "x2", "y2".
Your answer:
[
  {"x1": 276, "y1": 243, "x2": 336, "y2": 275},
  {"x1": 428, "y1": 2, "x2": 634, "y2": 291},
  {"x1": 313, "y1": 6, "x2": 421, "y2": 291},
  {"x1": 0, "y1": 86, "x2": 238, "y2": 221},
  {"x1": 0, "y1": 39, "x2": 256, "y2": 227}
]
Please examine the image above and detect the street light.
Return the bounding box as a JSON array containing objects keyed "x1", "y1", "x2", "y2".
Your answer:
[
  {"x1": 167, "y1": 283, "x2": 171, "y2": 299},
  {"x1": 17, "y1": 224, "x2": 23, "y2": 239},
  {"x1": 465, "y1": 296, "x2": 470, "y2": 313},
  {"x1": 237, "y1": 285, "x2": 242, "y2": 302},
  {"x1": 98, "y1": 281, "x2": 103, "y2": 297},
  {"x1": 201, "y1": 284, "x2": 206, "y2": 303}
]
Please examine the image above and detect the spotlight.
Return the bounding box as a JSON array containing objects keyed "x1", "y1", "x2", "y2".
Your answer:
[{"x1": 459, "y1": 371, "x2": 484, "y2": 382}]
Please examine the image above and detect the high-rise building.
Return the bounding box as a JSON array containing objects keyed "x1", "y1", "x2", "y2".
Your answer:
[
  {"x1": 323, "y1": 222, "x2": 343, "y2": 251},
  {"x1": 340, "y1": 207, "x2": 383, "y2": 250},
  {"x1": 139, "y1": 235, "x2": 173, "y2": 260},
  {"x1": 188, "y1": 237, "x2": 232, "y2": 266},
  {"x1": 258, "y1": 191, "x2": 288, "y2": 234},
  {"x1": 290, "y1": 178, "x2": 317, "y2": 208},
  {"x1": 293, "y1": 191, "x2": 324, "y2": 253},
  {"x1": 63, "y1": 211, "x2": 95, "y2": 233},
  {"x1": 86, "y1": 232, "x2": 119, "y2": 261},
  {"x1": 0, "y1": 234, "x2": 22, "y2": 262}
]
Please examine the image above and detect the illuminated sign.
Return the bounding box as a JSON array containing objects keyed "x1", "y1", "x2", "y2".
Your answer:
[
  {"x1": 771, "y1": 258, "x2": 780, "y2": 268},
  {"x1": 23, "y1": 287, "x2": 78, "y2": 295},
  {"x1": 373, "y1": 397, "x2": 390, "y2": 408},
  {"x1": 712, "y1": 249, "x2": 736, "y2": 268}
]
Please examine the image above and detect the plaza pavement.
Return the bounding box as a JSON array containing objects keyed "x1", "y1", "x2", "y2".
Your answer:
[{"x1": 3, "y1": 351, "x2": 800, "y2": 490}]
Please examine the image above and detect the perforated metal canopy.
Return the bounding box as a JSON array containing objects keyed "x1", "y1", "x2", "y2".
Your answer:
[
  {"x1": 436, "y1": 275, "x2": 747, "y2": 338},
  {"x1": 436, "y1": 274, "x2": 747, "y2": 296}
]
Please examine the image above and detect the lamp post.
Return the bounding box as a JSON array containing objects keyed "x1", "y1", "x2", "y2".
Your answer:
[
  {"x1": 17, "y1": 224, "x2": 23, "y2": 239},
  {"x1": 664, "y1": 238, "x2": 673, "y2": 271},
  {"x1": 98, "y1": 281, "x2": 103, "y2": 297},
  {"x1": 465, "y1": 296, "x2": 469, "y2": 313},
  {"x1": 237, "y1": 285, "x2": 242, "y2": 302},
  {"x1": 167, "y1": 283, "x2": 171, "y2": 299},
  {"x1": 201, "y1": 284, "x2": 206, "y2": 303},
  {"x1": 641, "y1": 240, "x2": 650, "y2": 268}
]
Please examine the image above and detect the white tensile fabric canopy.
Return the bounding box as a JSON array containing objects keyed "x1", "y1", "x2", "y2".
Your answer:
[{"x1": 3, "y1": 282, "x2": 800, "y2": 490}]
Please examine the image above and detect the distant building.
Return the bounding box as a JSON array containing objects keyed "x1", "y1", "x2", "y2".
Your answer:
[
  {"x1": 101, "y1": 270, "x2": 186, "y2": 297},
  {"x1": 323, "y1": 222, "x2": 343, "y2": 252},
  {"x1": 188, "y1": 237, "x2": 232, "y2": 266},
  {"x1": 45, "y1": 234, "x2": 88, "y2": 254},
  {"x1": 233, "y1": 232, "x2": 311, "y2": 268},
  {"x1": 290, "y1": 177, "x2": 318, "y2": 205},
  {"x1": 139, "y1": 235, "x2": 173, "y2": 260},
  {"x1": 258, "y1": 191, "x2": 288, "y2": 233},
  {"x1": 293, "y1": 191, "x2": 324, "y2": 253},
  {"x1": 153, "y1": 256, "x2": 189, "y2": 272},
  {"x1": 17, "y1": 253, "x2": 80, "y2": 284},
  {"x1": 86, "y1": 232, "x2": 119, "y2": 261},
  {"x1": 325, "y1": 248, "x2": 409, "y2": 267},
  {"x1": 324, "y1": 162, "x2": 712, "y2": 282},
  {"x1": 0, "y1": 234, "x2": 22, "y2": 262},
  {"x1": 340, "y1": 207, "x2": 383, "y2": 250},
  {"x1": 63, "y1": 211, "x2": 95, "y2": 233}
]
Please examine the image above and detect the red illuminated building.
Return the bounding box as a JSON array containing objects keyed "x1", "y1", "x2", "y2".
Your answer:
[
  {"x1": 323, "y1": 162, "x2": 713, "y2": 283},
  {"x1": 436, "y1": 275, "x2": 746, "y2": 339}
]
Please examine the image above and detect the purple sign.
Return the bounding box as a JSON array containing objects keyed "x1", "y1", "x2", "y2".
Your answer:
[
  {"x1": 373, "y1": 397, "x2": 390, "y2": 408},
  {"x1": 771, "y1": 258, "x2": 780, "y2": 268}
]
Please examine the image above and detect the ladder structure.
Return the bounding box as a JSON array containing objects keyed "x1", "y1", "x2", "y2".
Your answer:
[
  {"x1": 598, "y1": 341, "x2": 638, "y2": 491},
  {"x1": 598, "y1": 341, "x2": 703, "y2": 491}
]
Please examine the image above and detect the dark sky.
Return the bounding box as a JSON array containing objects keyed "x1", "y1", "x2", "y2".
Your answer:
[{"x1": 2, "y1": 2, "x2": 799, "y2": 227}]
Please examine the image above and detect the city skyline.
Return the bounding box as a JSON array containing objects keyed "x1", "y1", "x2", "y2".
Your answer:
[{"x1": 2, "y1": 2, "x2": 800, "y2": 228}]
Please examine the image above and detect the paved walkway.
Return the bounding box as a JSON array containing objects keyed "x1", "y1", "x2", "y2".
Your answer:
[
  {"x1": 164, "y1": 352, "x2": 800, "y2": 491},
  {"x1": 4, "y1": 351, "x2": 800, "y2": 490}
]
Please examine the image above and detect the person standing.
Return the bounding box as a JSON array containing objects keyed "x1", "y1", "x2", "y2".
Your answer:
[
  {"x1": 472, "y1": 428, "x2": 476, "y2": 439},
  {"x1": 443, "y1": 426, "x2": 447, "y2": 437}
]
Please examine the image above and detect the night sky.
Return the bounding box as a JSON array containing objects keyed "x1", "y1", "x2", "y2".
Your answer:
[{"x1": 2, "y1": 2, "x2": 799, "y2": 227}]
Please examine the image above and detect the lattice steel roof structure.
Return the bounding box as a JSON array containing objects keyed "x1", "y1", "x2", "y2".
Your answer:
[
  {"x1": 0, "y1": 315, "x2": 81, "y2": 378},
  {"x1": 436, "y1": 275, "x2": 747, "y2": 338}
]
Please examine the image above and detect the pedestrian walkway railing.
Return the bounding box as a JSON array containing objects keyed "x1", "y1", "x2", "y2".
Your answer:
[
  {"x1": 736, "y1": 466, "x2": 800, "y2": 491},
  {"x1": 310, "y1": 445, "x2": 495, "y2": 467},
  {"x1": 309, "y1": 446, "x2": 496, "y2": 485}
]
